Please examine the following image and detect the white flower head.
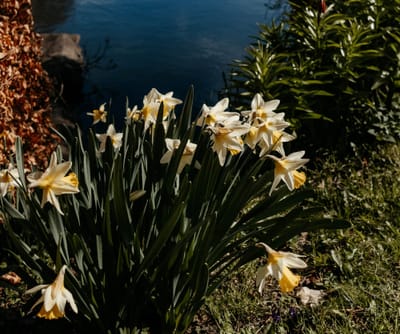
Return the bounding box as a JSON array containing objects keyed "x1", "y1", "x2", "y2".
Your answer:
[
  {"x1": 242, "y1": 94, "x2": 281, "y2": 122},
  {"x1": 25, "y1": 265, "x2": 78, "y2": 320},
  {"x1": 126, "y1": 104, "x2": 140, "y2": 122},
  {"x1": 87, "y1": 103, "x2": 107, "y2": 125},
  {"x1": 96, "y1": 124, "x2": 123, "y2": 153},
  {"x1": 160, "y1": 138, "x2": 197, "y2": 174},
  {"x1": 0, "y1": 164, "x2": 20, "y2": 197},
  {"x1": 196, "y1": 97, "x2": 239, "y2": 127},
  {"x1": 28, "y1": 152, "x2": 79, "y2": 215},
  {"x1": 152, "y1": 88, "x2": 182, "y2": 117},
  {"x1": 267, "y1": 151, "x2": 309, "y2": 195},
  {"x1": 256, "y1": 242, "x2": 307, "y2": 294},
  {"x1": 140, "y1": 88, "x2": 182, "y2": 131},
  {"x1": 208, "y1": 118, "x2": 250, "y2": 166}
]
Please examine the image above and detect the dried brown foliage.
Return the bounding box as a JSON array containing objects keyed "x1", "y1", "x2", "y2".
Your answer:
[{"x1": 0, "y1": 0, "x2": 60, "y2": 168}]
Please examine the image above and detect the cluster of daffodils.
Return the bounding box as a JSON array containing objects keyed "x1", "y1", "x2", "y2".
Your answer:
[
  {"x1": 0, "y1": 89, "x2": 313, "y2": 321},
  {"x1": 195, "y1": 93, "x2": 309, "y2": 197},
  {"x1": 87, "y1": 89, "x2": 312, "y2": 295},
  {"x1": 88, "y1": 89, "x2": 309, "y2": 197}
]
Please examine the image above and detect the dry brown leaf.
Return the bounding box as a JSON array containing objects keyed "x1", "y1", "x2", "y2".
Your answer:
[{"x1": 1, "y1": 272, "x2": 22, "y2": 285}]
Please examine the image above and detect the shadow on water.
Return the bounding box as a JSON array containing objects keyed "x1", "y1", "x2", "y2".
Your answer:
[{"x1": 31, "y1": 0, "x2": 75, "y2": 32}]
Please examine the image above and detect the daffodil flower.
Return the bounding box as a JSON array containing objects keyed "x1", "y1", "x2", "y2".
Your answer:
[
  {"x1": 141, "y1": 99, "x2": 159, "y2": 130},
  {"x1": 244, "y1": 117, "x2": 290, "y2": 154},
  {"x1": 241, "y1": 94, "x2": 281, "y2": 121},
  {"x1": 258, "y1": 130, "x2": 296, "y2": 157},
  {"x1": 208, "y1": 119, "x2": 250, "y2": 166},
  {"x1": 256, "y1": 242, "x2": 307, "y2": 293},
  {"x1": 126, "y1": 104, "x2": 140, "y2": 122},
  {"x1": 25, "y1": 265, "x2": 78, "y2": 320},
  {"x1": 28, "y1": 152, "x2": 79, "y2": 215},
  {"x1": 196, "y1": 97, "x2": 239, "y2": 127},
  {"x1": 152, "y1": 88, "x2": 183, "y2": 117},
  {"x1": 140, "y1": 88, "x2": 182, "y2": 131},
  {"x1": 0, "y1": 164, "x2": 20, "y2": 197},
  {"x1": 267, "y1": 151, "x2": 309, "y2": 195},
  {"x1": 96, "y1": 124, "x2": 123, "y2": 152},
  {"x1": 160, "y1": 138, "x2": 197, "y2": 174},
  {"x1": 87, "y1": 103, "x2": 107, "y2": 124}
]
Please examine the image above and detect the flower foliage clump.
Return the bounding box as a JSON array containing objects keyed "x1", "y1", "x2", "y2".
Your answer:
[
  {"x1": 0, "y1": 87, "x2": 348, "y2": 333},
  {"x1": 0, "y1": 0, "x2": 60, "y2": 167}
]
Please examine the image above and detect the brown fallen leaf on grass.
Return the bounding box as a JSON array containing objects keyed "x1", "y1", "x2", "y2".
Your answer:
[{"x1": 1, "y1": 272, "x2": 22, "y2": 285}]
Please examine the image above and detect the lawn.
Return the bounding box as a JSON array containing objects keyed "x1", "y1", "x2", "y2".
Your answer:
[{"x1": 189, "y1": 143, "x2": 400, "y2": 333}]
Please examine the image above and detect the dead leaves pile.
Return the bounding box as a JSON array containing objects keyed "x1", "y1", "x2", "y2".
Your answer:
[{"x1": 0, "y1": 0, "x2": 60, "y2": 168}]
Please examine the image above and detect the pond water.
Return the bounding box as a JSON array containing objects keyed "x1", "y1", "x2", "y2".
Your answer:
[{"x1": 31, "y1": 0, "x2": 286, "y2": 127}]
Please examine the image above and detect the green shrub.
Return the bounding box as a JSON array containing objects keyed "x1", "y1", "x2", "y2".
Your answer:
[
  {"x1": 226, "y1": 0, "x2": 400, "y2": 152},
  {"x1": 0, "y1": 87, "x2": 347, "y2": 333}
]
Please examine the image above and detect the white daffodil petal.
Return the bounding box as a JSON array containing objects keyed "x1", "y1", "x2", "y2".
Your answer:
[
  {"x1": 282, "y1": 255, "x2": 308, "y2": 269},
  {"x1": 25, "y1": 284, "x2": 48, "y2": 295},
  {"x1": 43, "y1": 285, "x2": 56, "y2": 312},
  {"x1": 63, "y1": 289, "x2": 78, "y2": 314}
]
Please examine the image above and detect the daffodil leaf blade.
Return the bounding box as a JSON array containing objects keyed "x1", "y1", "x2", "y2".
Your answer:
[
  {"x1": 15, "y1": 137, "x2": 27, "y2": 189},
  {"x1": 176, "y1": 85, "x2": 194, "y2": 138}
]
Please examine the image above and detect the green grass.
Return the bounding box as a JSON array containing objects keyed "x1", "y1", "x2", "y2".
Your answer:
[{"x1": 188, "y1": 143, "x2": 400, "y2": 333}]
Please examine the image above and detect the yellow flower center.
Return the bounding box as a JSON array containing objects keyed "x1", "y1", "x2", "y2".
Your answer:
[
  {"x1": 256, "y1": 108, "x2": 267, "y2": 119},
  {"x1": 248, "y1": 127, "x2": 258, "y2": 138},
  {"x1": 293, "y1": 170, "x2": 306, "y2": 189},
  {"x1": 62, "y1": 172, "x2": 79, "y2": 188},
  {"x1": 229, "y1": 148, "x2": 241, "y2": 156},
  {"x1": 141, "y1": 105, "x2": 151, "y2": 120},
  {"x1": 93, "y1": 109, "x2": 106, "y2": 121},
  {"x1": 0, "y1": 171, "x2": 12, "y2": 183},
  {"x1": 38, "y1": 304, "x2": 64, "y2": 320},
  {"x1": 279, "y1": 266, "x2": 301, "y2": 292},
  {"x1": 268, "y1": 250, "x2": 282, "y2": 265},
  {"x1": 205, "y1": 113, "x2": 217, "y2": 126},
  {"x1": 274, "y1": 160, "x2": 287, "y2": 175}
]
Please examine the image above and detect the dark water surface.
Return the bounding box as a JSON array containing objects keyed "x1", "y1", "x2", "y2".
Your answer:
[{"x1": 32, "y1": 0, "x2": 286, "y2": 126}]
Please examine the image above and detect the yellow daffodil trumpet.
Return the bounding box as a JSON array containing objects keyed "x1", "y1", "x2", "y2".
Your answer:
[
  {"x1": 25, "y1": 265, "x2": 78, "y2": 320},
  {"x1": 256, "y1": 242, "x2": 307, "y2": 293}
]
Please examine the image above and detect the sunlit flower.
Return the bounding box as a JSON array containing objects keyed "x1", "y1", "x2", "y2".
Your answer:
[
  {"x1": 0, "y1": 164, "x2": 20, "y2": 197},
  {"x1": 152, "y1": 88, "x2": 183, "y2": 117},
  {"x1": 242, "y1": 94, "x2": 281, "y2": 122},
  {"x1": 208, "y1": 119, "x2": 250, "y2": 166},
  {"x1": 140, "y1": 88, "x2": 182, "y2": 130},
  {"x1": 87, "y1": 103, "x2": 107, "y2": 124},
  {"x1": 242, "y1": 94, "x2": 291, "y2": 156},
  {"x1": 28, "y1": 152, "x2": 79, "y2": 215},
  {"x1": 244, "y1": 117, "x2": 290, "y2": 154},
  {"x1": 141, "y1": 99, "x2": 159, "y2": 130},
  {"x1": 267, "y1": 151, "x2": 309, "y2": 195},
  {"x1": 256, "y1": 242, "x2": 307, "y2": 293},
  {"x1": 160, "y1": 138, "x2": 197, "y2": 174},
  {"x1": 25, "y1": 265, "x2": 78, "y2": 320},
  {"x1": 196, "y1": 97, "x2": 239, "y2": 127},
  {"x1": 126, "y1": 104, "x2": 140, "y2": 121},
  {"x1": 258, "y1": 130, "x2": 296, "y2": 157},
  {"x1": 96, "y1": 124, "x2": 123, "y2": 152}
]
